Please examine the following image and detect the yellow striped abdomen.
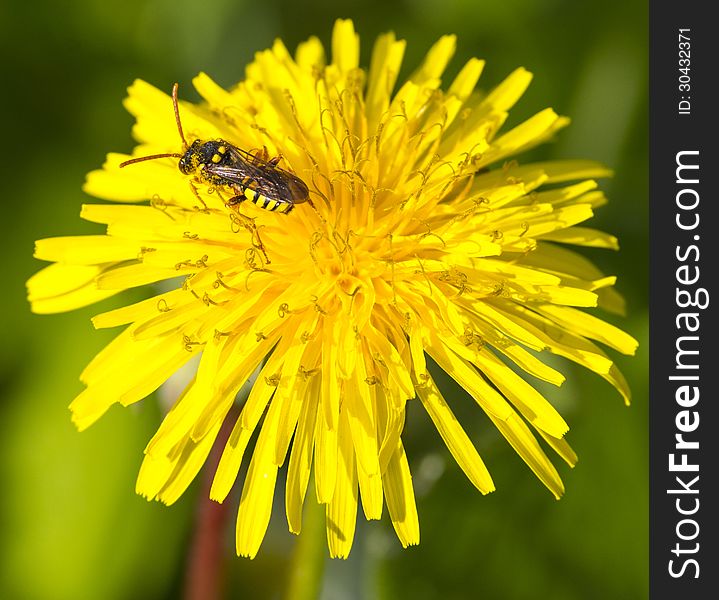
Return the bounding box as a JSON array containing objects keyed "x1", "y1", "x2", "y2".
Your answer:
[{"x1": 244, "y1": 186, "x2": 294, "y2": 213}]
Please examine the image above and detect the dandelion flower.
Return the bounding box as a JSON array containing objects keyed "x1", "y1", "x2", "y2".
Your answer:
[{"x1": 28, "y1": 19, "x2": 637, "y2": 559}]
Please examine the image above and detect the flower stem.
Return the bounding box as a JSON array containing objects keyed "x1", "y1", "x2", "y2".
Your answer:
[
  {"x1": 183, "y1": 410, "x2": 238, "y2": 600},
  {"x1": 285, "y1": 496, "x2": 326, "y2": 600}
]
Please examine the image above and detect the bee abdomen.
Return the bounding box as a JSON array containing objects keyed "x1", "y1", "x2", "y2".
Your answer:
[{"x1": 246, "y1": 190, "x2": 293, "y2": 213}]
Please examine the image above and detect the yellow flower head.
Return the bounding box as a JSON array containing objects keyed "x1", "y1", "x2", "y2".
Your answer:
[{"x1": 28, "y1": 20, "x2": 637, "y2": 559}]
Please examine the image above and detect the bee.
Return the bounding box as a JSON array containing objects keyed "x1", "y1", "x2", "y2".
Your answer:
[{"x1": 120, "y1": 83, "x2": 309, "y2": 213}]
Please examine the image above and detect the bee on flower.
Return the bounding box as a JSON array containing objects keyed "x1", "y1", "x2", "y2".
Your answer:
[{"x1": 27, "y1": 19, "x2": 637, "y2": 559}]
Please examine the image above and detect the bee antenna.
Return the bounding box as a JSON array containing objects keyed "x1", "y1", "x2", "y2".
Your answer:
[
  {"x1": 172, "y1": 82, "x2": 189, "y2": 150},
  {"x1": 119, "y1": 83, "x2": 188, "y2": 169},
  {"x1": 119, "y1": 153, "x2": 183, "y2": 168}
]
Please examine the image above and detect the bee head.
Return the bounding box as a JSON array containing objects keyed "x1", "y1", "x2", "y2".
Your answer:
[{"x1": 178, "y1": 140, "x2": 231, "y2": 174}]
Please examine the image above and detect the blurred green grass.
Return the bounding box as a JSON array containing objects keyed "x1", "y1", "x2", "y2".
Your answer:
[{"x1": 1, "y1": 1, "x2": 647, "y2": 598}]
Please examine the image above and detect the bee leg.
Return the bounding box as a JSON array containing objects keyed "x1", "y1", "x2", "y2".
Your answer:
[
  {"x1": 247, "y1": 147, "x2": 268, "y2": 166},
  {"x1": 267, "y1": 154, "x2": 283, "y2": 167},
  {"x1": 188, "y1": 181, "x2": 209, "y2": 211},
  {"x1": 254, "y1": 147, "x2": 282, "y2": 168},
  {"x1": 225, "y1": 192, "x2": 271, "y2": 265}
]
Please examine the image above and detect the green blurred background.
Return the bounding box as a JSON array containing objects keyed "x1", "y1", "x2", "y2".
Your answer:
[{"x1": 1, "y1": 0, "x2": 647, "y2": 598}]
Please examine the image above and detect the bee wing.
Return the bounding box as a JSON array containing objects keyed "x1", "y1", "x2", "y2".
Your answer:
[
  {"x1": 206, "y1": 162, "x2": 291, "y2": 202},
  {"x1": 225, "y1": 146, "x2": 304, "y2": 183},
  {"x1": 208, "y1": 147, "x2": 309, "y2": 203},
  {"x1": 225, "y1": 145, "x2": 266, "y2": 165}
]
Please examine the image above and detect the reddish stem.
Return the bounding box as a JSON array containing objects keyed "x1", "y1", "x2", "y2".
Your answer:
[{"x1": 183, "y1": 410, "x2": 238, "y2": 600}]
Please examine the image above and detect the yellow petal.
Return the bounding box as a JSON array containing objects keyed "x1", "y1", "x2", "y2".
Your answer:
[
  {"x1": 540, "y1": 227, "x2": 619, "y2": 249},
  {"x1": 285, "y1": 376, "x2": 320, "y2": 533},
  {"x1": 416, "y1": 377, "x2": 494, "y2": 494},
  {"x1": 158, "y1": 418, "x2": 223, "y2": 505},
  {"x1": 472, "y1": 349, "x2": 569, "y2": 438},
  {"x1": 331, "y1": 19, "x2": 360, "y2": 73},
  {"x1": 136, "y1": 451, "x2": 177, "y2": 500},
  {"x1": 448, "y1": 58, "x2": 485, "y2": 101},
  {"x1": 363, "y1": 323, "x2": 414, "y2": 400},
  {"x1": 538, "y1": 430, "x2": 578, "y2": 468},
  {"x1": 349, "y1": 347, "x2": 383, "y2": 520},
  {"x1": 196, "y1": 357, "x2": 280, "y2": 498},
  {"x1": 34, "y1": 236, "x2": 141, "y2": 264},
  {"x1": 409, "y1": 35, "x2": 456, "y2": 86},
  {"x1": 314, "y1": 379, "x2": 338, "y2": 504},
  {"x1": 326, "y1": 408, "x2": 358, "y2": 559},
  {"x1": 489, "y1": 411, "x2": 565, "y2": 499},
  {"x1": 295, "y1": 35, "x2": 326, "y2": 71},
  {"x1": 236, "y1": 393, "x2": 283, "y2": 558},
  {"x1": 531, "y1": 160, "x2": 613, "y2": 183},
  {"x1": 27, "y1": 263, "x2": 120, "y2": 314},
  {"x1": 481, "y1": 109, "x2": 569, "y2": 167},
  {"x1": 195, "y1": 328, "x2": 283, "y2": 440},
  {"x1": 124, "y1": 78, "x2": 222, "y2": 147},
  {"x1": 92, "y1": 289, "x2": 186, "y2": 329},
  {"x1": 209, "y1": 418, "x2": 253, "y2": 503},
  {"x1": 425, "y1": 338, "x2": 513, "y2": 422},
  {"x1": 537, "y1": 305, "x2": 638, "y2": 355},
  {"x1": 70, "y1": 332, "x2": 197, "y2": 430},
  {"x1": 481, "y1": 67, "x2": 533, "y2": 114},
  {"x1": 96, "y1": 263, "x2": 181, "y2": 290},
  {"x1": 346, "y1": 344, "x2": 380, "y2": 477},
  {"x1": 383, "y1": 441, "x2": 420, "y2": 547},
  {"x1": 321, "y1": 323, "x2": 341, "y2": 430},
  {"x1": 274, "y1": 326, "x2": 321, "y2": 466},
  {"x1": 366, "y1": 32, "x2": 406, "y2": 128}
]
